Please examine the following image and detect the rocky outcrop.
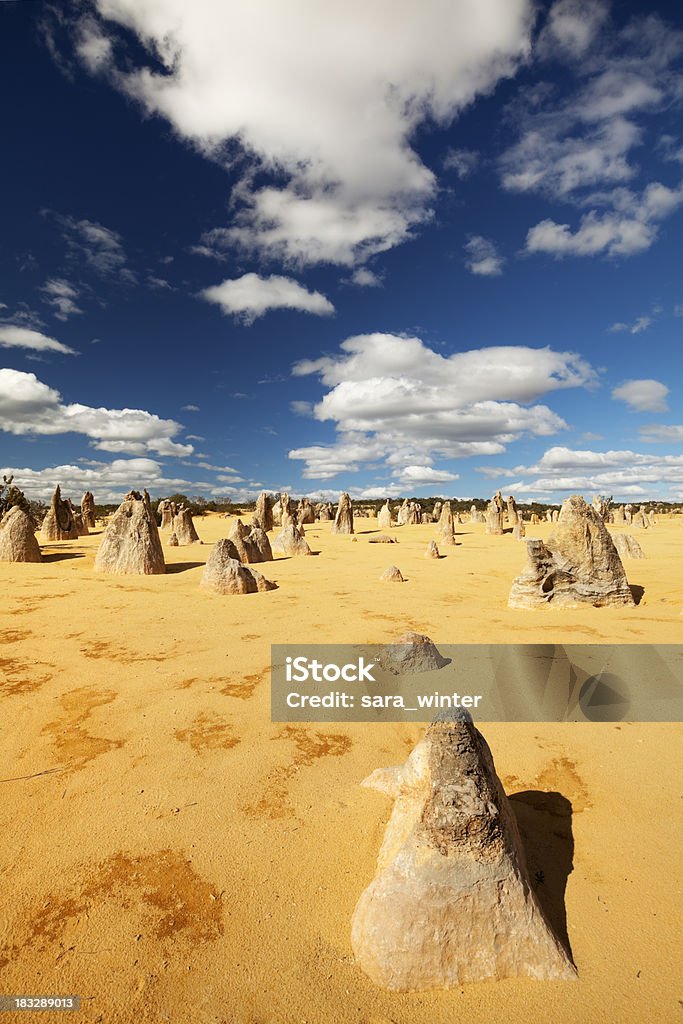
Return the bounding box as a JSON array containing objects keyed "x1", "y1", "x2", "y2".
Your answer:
[
  {"x1": 0, "y1": 507, "x2": 42, "y2": 563},
  {"x1": 272, "y1": 523, "x2": 312, "y2": 556},
  {"x1": 81, "y1": 491, "x2": 96, "y2": 530},
  {"x1": 255, "y1": 492, "x2": 274, "y2": 532},
  {"x1": 229, "y1": 518, "x2": 273, "y2": 563},
  {"x1": 317, "y1": 503, "x2": 333, "y2": 522},
  {"x1": 368, "y1": 535, "x2": 398, "y2": 544},
  {"x1": 173, "y1": 506, "x2": 200, "y2": 545},
  {"x1": 508, "y1": 495, "x2": 634, "y2": 608},
  {"x1": 485, "y1": 491, "x2": 505, "y2": 535},
  {"x1": 200, "y1": 539, "x2": 277, "y2": 595},
  {"x1": 157, "y1": 499, "x2": 176, "y2": 530},
  {"x1": 94, "y1": 490, "x2": 165, "y2": 575},
  {"x1": 351, "y1": 712, "x2": 576, "y2": 990},
  {"x1": 42, "y1": 485, "x2": 79, "y2": 541},
  {"x1": 168, "y1": 532, "x2": 179, "y2": 547},
  {"x1": 380, "y1": 565, "x2": 405, "y2": 582},
  {"x1": 425, "y1": 540, "x2": 440, "y2": 559},
  {"x1": 512, "y1": 523, "x2": 526, "y2": 541},
  {"x1": 378, "y1": 502, "x2": 393, "y2": 530},
  {"x1": 297, "y1": 497, "x2": 316, "y2": 525},
  {"x1": 506, "y1": 495, "x2": 519, "y2": 525},
  {"x1": 71, "y1": 503, "x2": 89, "y2": 536},
  {"x1": 280, "y1": 493, "x2": 294, "y2": 529},
  {"x1": 378, "y1": 632, "x2": 448, "y2": 675},
  {"x1": 613, "y1": 533, "x2": 645, "y2": 559},
  {"x1": 332, "y1": 492, "x2": 354, "y2": 534}
]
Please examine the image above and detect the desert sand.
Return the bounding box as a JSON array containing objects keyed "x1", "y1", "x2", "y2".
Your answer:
[{"x1": 0, "y1": 513, "x2": 681, "y2": 1023}]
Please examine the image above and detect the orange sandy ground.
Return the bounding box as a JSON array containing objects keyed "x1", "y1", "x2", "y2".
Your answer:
[{"x1": 0, "y1": 513, "x2": 681, "y2": 1023}]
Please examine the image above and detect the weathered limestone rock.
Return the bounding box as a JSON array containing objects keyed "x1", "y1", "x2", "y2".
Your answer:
[
  {"x1": 425, "y1": 540, "x2": 440, "y2": 559},
  {"x1": 280, "y1": 493, "x2": 294, "y2": 529},
  {"x1": 272, "y1": 523, "x2": 312, "y2": 556},
  {"x1": 512, "y1": 523, "x2": 526, "y2": 541},
  {"x1": 255, "y1": 492, "x2": 274, "y2": 532},
  {"x1": 485, "y1": 491, "x2": 505, "y2": 535},
  {"x1": 432, "y1": 501, "x2": 442, "y2": 523},
  {"x1": 379, "y1": 632, "x2": 448, "y2": 675},
  {"x1": 81, "y1": 491, "x2": 96, "y2": 530},
  {"x1": 317, "y1": 503, "x2": 333, "y2": 521},
  {"x1": 507, "y1": 495, "x2": 519, "y2": 525},
  {"x1": 71, "y1": 504, "x2": 89, "y2": 536},
  {"x1": 380, "y1": 565, "x2": 405, "y2": 582},
  {"x1": 42, "y1": 485, "x2": 79, "y2": 541},
  {"x1": 592, "y1": 495, "x2": 611, "y2": 521},
  {"x1": 613, "y1": 533, "x2": 645, "y2": 559},
  {"x1": 0, "y1": 507, "x2": 42, "y2": 563},
  {"x1": 368, "y1": 535, "x2": 398, "y2": 544},
  {"x1": 552, "y1": 510, "x2": 559, "y2": 522},
  {"x1": 173, "y1": 506, "x2": 201, "y2": 545},
  {"x1": 351, "y1": 712, "x2": 576, "y2": 989},
  {"x1": 158, "y1": 499, "x2": 176, "y2": 530},
  {"x1": 200, "y1": 539, "x2": 276, "y2": 595},
  {"x1": 612, "y1": 506, "x2": 625, "y2": 525},
  {"x1": 332, "y1": 492, "x2": 354, "y2": 534},
  {"x1": 272, "y1": 498, "x2": 282, "y2": 527},
  {"x1": 229, "y1": 519, "x2": 273, "y2": 563},
  {"x1": 530, "y1": 513, "x2": 540, "y2": 525},
  {"x1": 168, "y1": 532, "x2": 179, "y2": 547},
  {"x1": 378, "y1": 502, "x2": 393, "y2": 530},
  {"x1": 94, "y1": 490, "x2": 165, "y2": 575},
  {"x1": 297, "y1": 497, "x2": 316, "y2": 525},
  {"x1": 632, "y1": 506, "x2": 649, "y2": 529},
  {"x1": 508, "y1": 495, "x2": 634, "y2": 608}
]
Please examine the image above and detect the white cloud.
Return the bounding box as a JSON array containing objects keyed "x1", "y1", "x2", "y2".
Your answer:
[
  {"x1": 0, "y1": 325, "x2": 76, "y2": 356},
  {"x1": 396, "y1": 465, "x2": 459, "y2": 485},
  {"x1": 182, "y1": 404, "x2": 200, "y2": 412},
  {"x1": 346, "y1": 268, "x2": 383, "y2": 288},
  {"x1": 608, "y1": 315, "x2": 652, "y2": 334},
  {"x1": 537, "y1": 0, "x2": 609, "y2": 60},
  {"x1": 0, "y1": 368, "x2": 193, "y2": 455},
  {"x1": 612, "y1": 378, "x2": 669, "y2": 413},
  {"x1": 53, "y1": 213, "x2": 135, "y2": 281},
  {"x1": 40, "y1": 278, "x2": 83, "y2": 321},
  {"x1": 200, "y1": 273, "x2": 334, "y2": 323},
  {"x1": 464, "y1": 235, "x2": 504, "y2": 276},
  {"x1": 288, "y1": 333, "x2": 597, "y2": 479},
  {"x1": 1, "y1": 458, "x2": 208, "y2": 504},
  {"x1": 70, "y1": 0, "x2": 534, "y2": 266},
  {"x1": 443, "y1": 148, "x2": 480, "y2": 178},
  {"x1": 640, "y1": 424, "x2": 683, "y2": 442}
]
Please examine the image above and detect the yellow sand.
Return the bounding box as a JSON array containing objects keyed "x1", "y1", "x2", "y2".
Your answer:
[{"x1": 0, "y1": 513, "x2": 681, "y2": 1023}]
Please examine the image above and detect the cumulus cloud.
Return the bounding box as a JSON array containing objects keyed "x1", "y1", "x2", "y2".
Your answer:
[
  {"x1": 288, "y1": 333, "x2": 597, "y2": 481},
  {"x1": 346, "y1": 268, "x2": 383, "y2": 288},
  {"x1": 612, "y1": 378, "x2": 669, "y2": 413},
  {"x1": 537, "y1": 0, "x2": 609, "y2": 60},
  {"x1": 200, "y1": 274, "x2": 334, "y2": 323},
  {"x1": 639, "y1": 424, "x2": 683, "y2": 442},
  {"x1": 0, "y1": 368, "x2": 192, "y2": 456},
  {"x1": 40, "y1": 278, "x2": 83, "y2": 321},
  {"x1": 396, "y1": 465, "x2": 459, "y2": 485},
  {"x1": 0, "y1": 325, "x2": 76, "y2": 356},
  {"x1": 66, "y1": 0, "x2": 534, "y2": 266},
  {"x1": 464, "y1": 235, "x2": 504, "y2": 276},
  {"x1": 478, "y1": 444, "x2": 683, "y2": 498},
  {"x1": 1, "y1": 458, "x2": 209, "y2": 504}
]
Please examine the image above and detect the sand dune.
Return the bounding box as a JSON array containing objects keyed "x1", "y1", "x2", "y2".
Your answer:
[{"x1": 0, "y1": 513, "x2": 681, "y2": 1022}]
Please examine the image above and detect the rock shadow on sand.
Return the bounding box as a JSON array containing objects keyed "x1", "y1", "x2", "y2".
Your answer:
[
  {"x1": 629, "y1": 584, "x2": 645, "y2": 605},
  {"x1": 508, "y1": 789, "x2": 575, "y2": 963},
  {"x1": 40, "y1": 551, "x2": 86, "y2": 562},
  {"x1": 165, "y1": 561, "x2": 205, "y2": 573}
]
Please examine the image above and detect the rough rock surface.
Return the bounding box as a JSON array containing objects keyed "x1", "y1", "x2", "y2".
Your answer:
[
  {"x1": 508, "y1": 495, "x2": 634, "y2": 608},
  {"x1": 332, "y1": 492, "x2": 354, "y2": 534},
  {"x1": 425, "y1": 540, "x2": 440, "y2": 559},
  {"x1": 0, "y1": 507, "x2": 42, "y2": 563},
  {"x1": 280, "y1": 494, "x2": 294, "y2": 529},
  {"x1": 255, "y1": 492, "x2": 274, "y2": 532},
  {"x1": 513, "y1": 523, "x2": 526, "y2": 541},
  {"x1": 380, "y1": 565, "x2": 405, "y2": 582},
  {"x1": 168, "y1": 532, "x2": 179, "y2": 547},
  {"x1": 507, "y1": 495, "x2": 519, "y2": 525},
  {"x1": 42, "y1": 485, "x2": 79, "y2": 541},
  {"x1": 317, "y1": 503, "x2": 332, "y2": 521},
  {"x1": 158, "y1": 499, "x2": 176, "y2": 530},
  {"x1": 173, "y1": 507, "x2": 201, "y2": 545},
  {"x1": 200, "y1": 539, "x2": 277, "y2": 595},
  {"x1": 351, "y1": 712, "x2": 577, "y2": 990},
  {"x1": 81, "y1": 491, "x2": 96, "y2": 530},
  {"x1": 72, "y1": 505, "x2": 89, "y2": 536},
  {"x1": 613, "y1": 533, "x2": 645, "y2": 559},
  {"x1": 272, "y1": 523, "x2": 312, "y2": 556},
  {"x1": 378, "y1": 502, "x2": 393, "y2": 530},
  {"x1": 297, "y1": 497, "x2": 316, "y2": 525},
  {"x1": 229, "y1": 519, "x2": 273, "y2": 563},
  {"x1": 368, "y1": 535, "x2": 398, "y2": 544},
  {"x1": 378, "y1": 632, "x2": 448, "y2": 675},
  {"x1": 485, "y1": 491, "x2": 505, "y2": 535},
  {"x1": 94, "y1": 490, "x2": 165, "y2": 575}
]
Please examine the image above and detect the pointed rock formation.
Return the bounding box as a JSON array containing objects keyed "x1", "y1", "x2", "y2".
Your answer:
[
  {"x1": 42, "y1": 485, "x2": 79, "y2": 541},
  {"x1": 0, "y1": 507, "x2": 42, "y2": 563},
  {"x1": 613, "y1": 533, "x2": 645, "y2": 559},
  {"x1": 94, "y1": 490, "x2": 165, "y2": 575},
  {"x1": 378, "y1": 632, "x2": 448, "y2": 675},
  {"x1": 200, "y1": 539, "x2": 277, "y2": 595},
  {"x1": 512, "y1": 523, "x2": 526, "y2": 541},
  {"x1": 157, "y1": 499, "x2": 176, "y2": 530},
  {"x1": 280, "y1": 493, "x2": 294, "y2": 529},
  {"x1": 255, "y1": 491, "x2": 274, "y2": 532},
  {"x1": 380, "y1": 565, "x2": 405, "y2": 582},
  {"x1": 317, "y1": 503, "x2": 333, "y2": 521},
  {"x1": 81, "y1": 491, "x2": 96, "y2": 530},
  {"x1": 506, "y1": 494, "x2": 519, "y2": 525},
  {"x1": 229, "y1": 519, "x2": 273, "y2": 563},
  {"x1": 508, "y1": 495, "x2": 634, "y2": 608},
  {"x1": 425, "y1": 540, "x2": 440, "y2": 559},
  {"x1": 71, "y1": 503, "x2": 89, "y2": 536},
  {"x1": 352, "y1": 713, "x2": 577, "y2": 990},
  {"x1": 168, "y1": 532, "x2": 179, "y2": 547},
  {"x1": 332, "y1": 492, "x2": 354, "y2": 534},
  {"x1": 378, "y1": 502, "x2": 393, "y2": 530},
  {"x1": 297, "y1": 497, "x2": 316, "y2": 525},
  {"x1": 272, "y1": 523, "x2": 312, "y2": 556},
  {"x1": 432, "y1": 501, "x2": 442, "y2": 523},
  {"x1": 272, "y1": 497, "x2": 283, "y2": 527},
  {"x1": 173, "y1": 506, "x2": 200, "y2": 545},
  {"x1": 485, "y1": 491, "x2": 505, "y2": 535}
]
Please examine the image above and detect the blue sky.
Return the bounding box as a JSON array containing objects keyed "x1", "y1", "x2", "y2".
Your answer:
[{"x1": 1, "y1": 0, "x2": 682, "y2": 504}]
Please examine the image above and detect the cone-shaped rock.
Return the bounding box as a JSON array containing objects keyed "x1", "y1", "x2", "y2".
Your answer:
[
  {"x1": 425, "y1": 540, "x2": 440, "y2": 559},
  {"x1": 317, "y1": 503, "x2": 332, "y2": 521},
  {"x1": 158, "y1": 499, "x2": 176, "y2": 530},
  {"x1": 351, "y1": 712, "x2": 576, "y2": 990},
  {"x1": 272, "y1": 523, "x2": 312, "y2": 556},
  {"x1": 255, "y1": 491, "x2": 274, "y2": 532},
  {"x1": 42, "y1": 485, "x2": 79, "y2": 541},
  {"x1": 200, "y1": 539, "x2": 276, "y2": 595},
  {"x1": 613, "y1": 533, "x2": 645, "y2": 559},
  {"x1": 81, "y1": 491, "x2": 96, "y2": 530},
  {"x1": 168, "y1": 532, "x2": 179, "y2": 547},
  {"x1": 509, "y1": 495, "x2": 634, "y2": 608},
  {"x1": 173, "y1": 506, "x2": 200, "y2": 545},
  {"x1": 280, "y1": 493, "x2": 294, "y2": 529},
  {"x1": 380, "y1": 565, "x2": 405, "y2": 582},
  {"x1": 379, "y1": 632, "x2": 448, "y2": 675},
  {"x1": 378, "y1": 502, "x2": 393, "y2": 530},
  {"x1": 229, "y1": 519, "x2": 273, "y2": 563},
  {"x1": 485, "y1": 491, "x2": 505, "y2": 535},
  {"x1": 297, "y1": 497, "x2": 316, "y2": 525},
  {"x1": 0, "y1": 507, "x2": 42, "y2": 563},
  {"x1": 332, "y1": 492, "x2": 354, "y2": 534},
  {"x1": 94, "y1": 490, "x2": 165, "y2": 575}
]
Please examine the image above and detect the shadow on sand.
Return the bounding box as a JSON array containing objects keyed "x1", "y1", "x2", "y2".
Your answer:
[
  {"x1": 630, "y1": 584, "x2": 644, "y2": 605},
  {"x1": 509, "y1": 789, "x2": 575, "y2": 963},
  {"x1": 41, "y1": 551, "x2": 85, "y2": 562},
  {"x1": 165, "y1": 561, "x2": 204, "y2": 574}
]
